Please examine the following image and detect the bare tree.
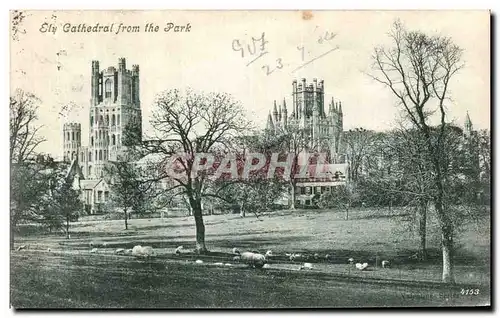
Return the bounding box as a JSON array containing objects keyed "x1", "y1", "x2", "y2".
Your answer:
[
  {"x1": 10, "y1": 89, "x2": 45, "y2": 165},
  {"x1": 370, "y1": 20, "x2": 464, "y2": 283},
  {"x1": 139, "y1": 89, "x2": 250, "y2": 253},
  {"x1": 344, "y1": 128, "x2": 376, "y2": 182},
  {"x1": 10, "y1": 89, "x2": 46, "y2": 249}
]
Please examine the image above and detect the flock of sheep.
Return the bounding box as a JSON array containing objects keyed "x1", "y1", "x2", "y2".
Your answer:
[{"x1": 16, "y1": 243, "x2": 391, "y2": 271}]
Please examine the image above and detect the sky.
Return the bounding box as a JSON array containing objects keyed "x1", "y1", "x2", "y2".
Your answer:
[{"x1": 10, "y1": 10, "x2": 490, "y2": 158}]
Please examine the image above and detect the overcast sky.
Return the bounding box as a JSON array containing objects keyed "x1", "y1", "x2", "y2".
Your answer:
[{"x1": 10, "y1": 10, "x2": 490, "y2": 158}]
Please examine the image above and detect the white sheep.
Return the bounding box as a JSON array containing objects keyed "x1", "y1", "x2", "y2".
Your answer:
[
  {"x1": 47, "y1": 248, "x2": 51, "y2": 252},
  {"x1": 355, "y1": 263, "x2": 369, "y2": 271},
  {"x1": 232, "y1": 247, "x2": 240, "y2": 254},
  {"x1": 381, "y1": 260, "x2": 390, "y2": 268},
  {"x1": 195, "y1": 259, "x2": 204, "y2": 264},
  {"x1": 214, "y1": 262, "x2": 224, "y2": 266},
  {"x1": 131, "y1": 245, "x2": 156, "y2": 258},
  {"x1": 91, "y1": 248, "x2": 98, "y2": 253},
  {"x1": 348, "y1": 257, "x2": 354, "y2": 264},
  {"x1": 125, "y1": 249, "x2": 133, "y2": 254},
  {"x1": 325, "y1": 254, "x2": 331, "y2": 260},
  {"x1": 224, "y1": 263, "x2": 232, "y2": 267},
  {"x1": 237, "y1": 251, "x2": 271, "y2": 269},
  {"x1": 174, "y1": 246, "x2": 184, "y2": 255},
  {"x1": 313, "y1": 253, "x2": 319, "y2": 260},
  {"x1": 300, "y1": 263, "x2": 313, "y2": 270},
  {"x1": 115, "y1": 248, "x2": 125, "y2": 254}
]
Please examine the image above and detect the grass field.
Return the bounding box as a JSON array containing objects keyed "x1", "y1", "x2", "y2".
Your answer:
[{"x1": 11, "y1": 207, "x2": 491, "y2": 308}]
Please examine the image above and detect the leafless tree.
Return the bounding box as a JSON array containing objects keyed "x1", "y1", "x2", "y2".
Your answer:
[
  {"x1": 139, "y1": 89, "x2": 250, "y2": 253},
  {"x1": 10, "y1": 89, "x2": 45, "y2": 165},
  {"x1": 369, "y1": 20, "x2": 464, "y2": 283},
  {"x1": 344, "y1": 128, "x2": 377, "y2": 182}
]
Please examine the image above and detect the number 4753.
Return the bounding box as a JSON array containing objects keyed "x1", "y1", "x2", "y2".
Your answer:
[{"x1": 461, "y1": 289, "x2": 480, "y2": 295}]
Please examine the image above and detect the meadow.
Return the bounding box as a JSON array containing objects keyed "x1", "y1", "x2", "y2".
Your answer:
[{"x1": 11, "y1": 207, "x2": 491, "y2": 308}]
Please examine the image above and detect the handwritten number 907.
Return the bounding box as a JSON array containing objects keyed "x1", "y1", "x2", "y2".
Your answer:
[{"x1": 262, "y1": 58, "x2": 283, "y2": 75}]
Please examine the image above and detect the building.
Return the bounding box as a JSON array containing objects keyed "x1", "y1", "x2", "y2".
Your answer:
[
  {"x1": 62, "y1": 58, "x2": 142, "y2": 214},
  {"x1": 266, "y1": 79, "x2": 348, "y2": 207}
]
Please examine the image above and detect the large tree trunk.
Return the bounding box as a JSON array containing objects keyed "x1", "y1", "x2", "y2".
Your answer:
[
  {"x1": 441, "y1": 224, "x2": 454, "y2": 283},
  {"x1": 240, "y1": 202, "x2": 245, "y2": 218},
  {"x1": 124, "y1": 208, "x2": 128, "y2": 230},
  {"x1": 66, "y1": 215, "x2": 70, "y2": 239},
  {"x1": 290, "y1": 182, "x2": 296, "y2": 210},
  {"x1": 10, "y1": 223, "x2": 15, "y2": 250},
  {"x1": 191, "y1": 198, "x2": 207, "y2": 254},
  {"x1": 417, "y1": 199, "x2": 428, "y2": 261}
]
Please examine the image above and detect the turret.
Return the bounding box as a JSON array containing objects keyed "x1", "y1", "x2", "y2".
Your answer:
[
  {"x1": 266, "y1": 111, "x2": 274, "y2": 131},
  {"x1": 117, "y1": 57, "x2": 126, "y2": 104},
  {"x1": 464, "y1": 111, "x2": 473, "y2": 138},
  {"x1": 91, "y1": 60, "x2": 100, "y2": 106},
  {"x1": 273, "y1": 100, "x2": 278, "y2": 123},
  {"x1": 132, "y1": 64, "x2": 140, "y2": 107},
  {"x1": 63, "y1": 122, "x2": 82, "y2": 162},
  {"x1": 282, "y1": 99, "x2": 288, "y2": 127}
]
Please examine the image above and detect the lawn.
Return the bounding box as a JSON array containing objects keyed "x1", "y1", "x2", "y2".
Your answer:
[{"x1": 11, "y1": 207, "x2": 491, "y2": 308}]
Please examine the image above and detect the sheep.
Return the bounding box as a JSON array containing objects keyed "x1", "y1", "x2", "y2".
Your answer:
[
  {"x1": 237, "y1": 251, "x2": 270, "y2": 269},
  {"x1": 290, "y1": 253, "x2": 302, "y2": 261},
  {"x1": 47, "y1": 248, "x2": 51, "y2": 252},
  {"x1": 125, "y1": 249, "x2": 133, "y2": 254},
  {"x1": 232, "y1": 247, "x2": 240, "y2": 255},
  {"x1": 355, "y1": 263, "x2": 369, "y2": 271},
  {"x1": 348, "y1": 257, "x2": 354, "y2": 264},
  {"x1": 174, "y1": 246, "x2": 184, "y2": 255},
  {"x1": 91, "y1": 248, "x2": 98, "y2": 253},
  {"x1": 313, "y1": 253, "x2": 319, "y2": 260},
  {"x1": 213, "y1": 262, "x2": 224, "y2": 266},
  {"x1": 381, "y1": 260, "x2": 390, "y2": 268},
  {"x1": 115, "y1": 248, "x2": 125, "y2": 254},
  {"x1": 195, "y1": 259, "x2": 204, "y2": 264},
  {"x1": 324, "y1": 254, "x2": 331, "y2": 261},
  {"x1": 300, "y1": 263, "x2": 313, "y2": 270},
  {"x1": 224, "y1": 263, "x2": 232, "y2": 267},
  {"x1": 131, "y1": 245, "x2": 156, "y2": 258}
]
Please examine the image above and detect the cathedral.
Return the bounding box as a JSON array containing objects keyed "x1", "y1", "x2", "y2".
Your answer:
[
  {"x1": 266, "y1": 78, "x2": 348, "y2": 206},
  {"x1": 62, "y1": 58, "x2": 142, "y2": 214},
  {"x1": 266, "y1": 78, "x2": 345, "y2": 163}
]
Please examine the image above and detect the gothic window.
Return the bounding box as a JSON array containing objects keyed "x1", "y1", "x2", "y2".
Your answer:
[
  {"x1": 99, "y1": 131, "x2": 102, "y2": 139},
  {"x1": 72, "y1": 131, "x2": 75, "y2": 141},
  {"x1": 89, "y1": 165, "x2": 92, "y2": 175},
  {"x1": 89, "y1": 151, "x2": 92, "y2": 162},
  {"x1": 72, "y1": 151, "x2": 75, "y2": 160},
  {"x1": 95, "y1": 150, "x2": 98, "y2": 161},
  {"x1": 81, "y1": 153, "x2": 84, "y2": 162},
  {"x1": 112, "y1": 114, "x2": 116, "y2": 126},
  {"x1": 105, "y1": 79, "x2": 112, "y2": 98},
  {"x1": 91, "y1": 137, "x2": 94, "y2": 146},
  {"x1": 77, "y1": 132, "x2": 80, "y2": 141},
  {"x1": 112, "y1": 134, "x2": 116, "y2": 145},
  {"x1": 106, "y1": 114, "x2": 109, "y2": 124},
  {"x1": 99, "y1": 150, "x2": 102, "y2": 160},
  {"x1": 67, "y1": 132, "x2": 70, "y2": 141},
  {"x1": 107, "y1": 134, "x2": 110, "y2": 145},
  {"x1": 117, "y1": 114, "x2": 120, "y2": 125},
  {"x1": 90, "y1": 116, "x2": 94, "y2": 127},
  {"x1": 104, "y1": 150, "x2": 107, "y2": 160}
]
